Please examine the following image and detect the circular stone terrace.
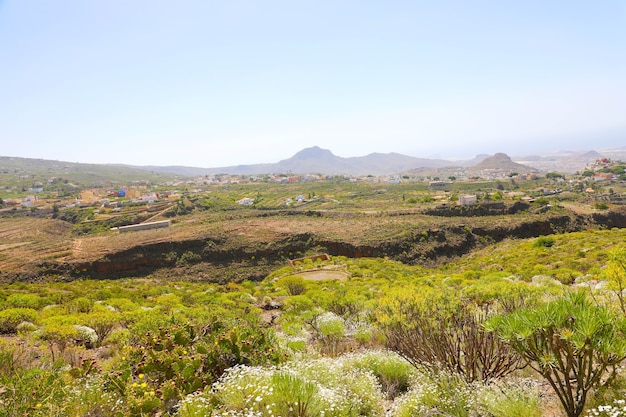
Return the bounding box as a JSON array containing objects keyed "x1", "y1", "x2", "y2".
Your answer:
[{"x1": 291, "y1": 268, "x2": 350, "y2": 281}]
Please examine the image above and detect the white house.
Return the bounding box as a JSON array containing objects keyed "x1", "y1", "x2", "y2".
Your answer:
[
  {"x1": 236, "y1": 197, "x2": 254, "y2": 206},
  {"x1": 458, "y1": 194, "x2": 477, "y2": 206}
]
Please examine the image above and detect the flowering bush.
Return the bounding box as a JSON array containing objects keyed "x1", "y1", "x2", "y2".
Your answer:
[
  {"x1": 585, "y1": 400, "x2": 626, "y2": 417},
  {"x1": 390, "y1": 371, "x2": 475, "y2": 417},
  {"x1": 341, "y1": 350, "x2": 415, "y2": 399},
  {"x1": 73, "y1": 324, "x2": 98, "y2": 347},
  {"x1": 311, "y1": 312, "x2": 346, "y2": 355},
  {"x1": 180, "y1": 353, "x2": 387, "y2": 417}
]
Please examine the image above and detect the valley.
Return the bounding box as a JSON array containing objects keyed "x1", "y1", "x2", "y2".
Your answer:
[{"x1": 1, "y1": 153, "x2": 626, "y2": 417}]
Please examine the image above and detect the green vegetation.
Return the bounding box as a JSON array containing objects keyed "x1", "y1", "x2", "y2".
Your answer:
[
  {"x1": 0, "y1": 156, "x2": 182, "y2": 192},
  {"x1": 1, "y1": 158, "x2": 626, "y2": 416},
  {"x1": 379, "y1": 286, "x2": 525, "y2": 383},
  {"x1": 0, "y1": 228, "x2": 624, "y2": 416},
  {"x1": 488, "y1": 292, "x2": 626, "y2": 417}
]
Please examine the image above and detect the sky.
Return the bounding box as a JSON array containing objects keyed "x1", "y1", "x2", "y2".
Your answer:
[{"x1": 1, "y1": 1, "x2": 626, "y2": 167}]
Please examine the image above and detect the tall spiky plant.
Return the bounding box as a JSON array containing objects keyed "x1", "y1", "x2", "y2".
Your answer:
[{"x1": 487, "y1": 291, "x2": 626, "y2": 417}]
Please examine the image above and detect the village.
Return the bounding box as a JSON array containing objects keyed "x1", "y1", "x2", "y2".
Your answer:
[{"x1": 0, "y1": 158, "x2": 624, "y2": 221}]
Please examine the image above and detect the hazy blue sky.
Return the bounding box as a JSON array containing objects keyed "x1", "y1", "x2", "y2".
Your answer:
[{"x1": 1, "y1": 1, "x2": 625, "y2": 167}]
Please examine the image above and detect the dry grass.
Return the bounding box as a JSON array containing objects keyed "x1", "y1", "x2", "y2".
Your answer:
[{"x1": 0, "y1": 218, "x2": 73, "y2": 272}]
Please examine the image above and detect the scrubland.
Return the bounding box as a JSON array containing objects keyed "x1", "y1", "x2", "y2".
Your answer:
[
  {"x1": 1, "y1": 176, "x2": 626, "y2": 416},
  {"x1": 0, "y1": 228, "x2": 625, "y2": 417}
]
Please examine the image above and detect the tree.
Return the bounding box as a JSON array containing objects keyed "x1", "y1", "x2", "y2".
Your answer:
[
  {"x1": 547, "y1": 172, "x2": 565, "y2": 180},
  {"x1": 487, "y1": 292, "x2": 626, "y2": 417}
]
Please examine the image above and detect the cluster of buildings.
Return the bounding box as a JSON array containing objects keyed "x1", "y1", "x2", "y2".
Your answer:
[
  {"x1": 1, "y1": 186, "x2": 181, "y2": 211},
  {"x1": 585, "y1": 158, "x2": 623, "y2": 182}
]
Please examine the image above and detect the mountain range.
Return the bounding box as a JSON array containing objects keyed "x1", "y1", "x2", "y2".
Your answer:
[
  {"x1": 3, "y1": 146, "x2": 624, "y2": 179},
  {"x1": 136, "y1": 146, "x2": 625, "y2": 176},
  {"x1": 137, "y1": 146, "x2": 454, "y2": 176}
]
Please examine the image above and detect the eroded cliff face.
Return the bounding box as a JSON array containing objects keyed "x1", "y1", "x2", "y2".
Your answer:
[{"x1": 8, "y1": 209, "x2": 626, "y2": 283}]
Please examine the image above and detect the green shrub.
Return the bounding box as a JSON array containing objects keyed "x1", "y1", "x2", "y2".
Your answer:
[
  {"x1": 552, "y1": 268, "x2": 579, "y2": 285},
  {"x1": 594, "y1": 202, "x2": 609, "y2": 210},
  {"x1": 68, "y1": 297, "x2": 93, "y2": 313},
  {"x1": 312, "y1": 312, "x2": 346, "y2": 355},
  {"x1": 327, "y1": 296, "x2": 364, "y2": 318},
  {"x1": 107, "y1": 328, "x2": 131, "y2": 348},
  {"x1": 154, "y1": 293, "x2": 182, "y2": 310},
  {"x1": 379, "y1": 288, "x2": 524, "y2": 383},
  {"x1": 343, "y1": 350, "x2": 415, "y2": 399},
  {"x1": 353, "y1": 322, "x2": 375, "y2": 345},
  {"x1": 0, "y1": 308, "x2": 38, "y2": 334},
  {"x1": 315, "y1": 312, "x2": 345, "y2": 339},
  {"x1": 106, "y1": 297, "x2": 139, "y2": 312},
  {"x1": 39, "y1": 304, "x2": 66, "y2": 320},
  {"x1": 0, "y1": 367, "x2": 72, "y2": 417},
  {"x1": 533, "y1": 236, "x2": 555, "y2": 248},
  {"x1": 285, "y1": 338, "x2": 307, "y2": 353},
  {"x1": 278, "y1": 275, "x2": 307, "y2": 296},
  {"x1": 83, "y1": 310, "x2": 121, "y2": 345},
  {"x1": 0, "y1": 340, "x2": 18, "y2": 376},
  {"x1": 283, "y1": 294, "x2": 314, "y2": 313},
  {"x1": 4, "y1": 293, "x2": 44, "y2": 309},
  {"x1": 176, "y1": 250, "x2": 201, "y2": 266},
  {"x1": 39, "y1": 320, "x2": 80, "y2": 360},
  {"x1": 269, "y1": 371, "x2": 321, "y2": 417}
]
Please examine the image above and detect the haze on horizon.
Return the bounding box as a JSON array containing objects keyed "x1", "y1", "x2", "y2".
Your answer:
[{"x1": 1, "y1": 1, "x2": 625, "y2": 168}]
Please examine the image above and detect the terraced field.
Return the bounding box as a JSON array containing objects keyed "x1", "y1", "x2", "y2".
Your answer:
[{"x1": 0, "y1": 218, "x2": 73, "y2": 274}]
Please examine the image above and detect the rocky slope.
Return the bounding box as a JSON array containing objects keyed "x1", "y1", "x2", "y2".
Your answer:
[{"x1": 2, "y1": 206, "x2": 624, "y2": 283}]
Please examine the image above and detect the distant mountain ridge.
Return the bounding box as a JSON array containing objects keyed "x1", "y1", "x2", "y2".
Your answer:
[
  {"x1": 4, "y1": 146, "x2": 624, "y2": 177},
  {"x1": 142, "y1": 146, "x2": 455, "y2": 176},
  {"x1": 136, "y1": 146, "x2": 616, "y2": 176}
]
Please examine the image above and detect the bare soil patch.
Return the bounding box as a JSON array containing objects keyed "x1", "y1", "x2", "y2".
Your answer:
[{"x1": 293, "y1": 269, "x2": 349, "y2": 281}]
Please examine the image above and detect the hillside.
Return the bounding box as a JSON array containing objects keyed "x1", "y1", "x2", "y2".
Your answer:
[
  {"x1": 469, "y1": 152, "x2": 537, "y2": 174},
  {"x1": 1, "y1": 219, "x2": 625, "y2": 416},
  {"x1": 0, "y1": 156, "x2": 183, "y2": 189},
  {"x1": 1, "y1": 170, "x2": 625, "y2": 417},
  {"x1": 1, "y1": 202, "x2": 624, "y2": 283}
]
